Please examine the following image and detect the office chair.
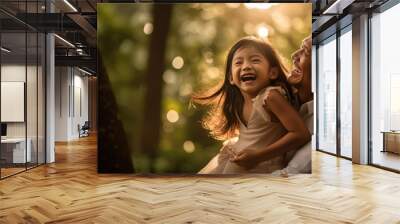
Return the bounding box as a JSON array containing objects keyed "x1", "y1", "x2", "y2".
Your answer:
[{"x1": 79, "y1": 121, "x2": 90, "y2": 138}]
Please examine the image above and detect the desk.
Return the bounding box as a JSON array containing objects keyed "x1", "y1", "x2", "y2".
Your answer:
[
  {"x1": 1, "y1": 138, "x2": 31, "y2": 163},
  {"x1": 381, "y1": 131, "x2": 400, "y2": 154}
]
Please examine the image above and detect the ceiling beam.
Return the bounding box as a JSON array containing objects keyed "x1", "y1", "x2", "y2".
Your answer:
[
  {"x1": 66, "y1": 13, "x2": 97, "y2": 46},
  {"x1": 55, "y1": 55, "x2": 96, "y2": 72}
]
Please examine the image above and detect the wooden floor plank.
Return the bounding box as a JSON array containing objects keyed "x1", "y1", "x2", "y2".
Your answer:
[{"x1": 0, "y1": 134, "x2": 399, "y2": 223}]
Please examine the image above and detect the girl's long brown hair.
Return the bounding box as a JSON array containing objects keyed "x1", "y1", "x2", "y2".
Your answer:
[{"x1": 192, "y1": 36, "x2": 296, "y2": 140}]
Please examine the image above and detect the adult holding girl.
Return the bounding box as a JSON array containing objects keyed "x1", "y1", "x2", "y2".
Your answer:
[{"x1": 280, "y1": 36, "x2": 313, "y2": 175}]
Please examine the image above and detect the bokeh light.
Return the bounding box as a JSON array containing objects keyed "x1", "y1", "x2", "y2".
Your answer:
[
  {"x1": 204, "y1": 51, "x2": 214, "y2": 64},
  {"x1": 172, "y1": 56, "x2": 184, "y2": 69},
  {"x1": 163, "y1": 70, "x2": 177, "y2": 84},
  {"x1": 207, "y1": 67, "x2": 220, "y2": 79},
  {"x1": 179, "y1": 83, "x2": 193, "y2": 96},
  {"x1": 143, "y1": 22, "x2": 153, "y2": 35},
  {"x1": 166, "y1": 110, "x2": 179, "y2": 123},
  {"x1": 119, "y1": 39, "x2": 133, "y2": 54},
  {"x1": 257, "y1": 26, "x2": 269, "y2": 38},
  {"x1": 244, "y1": 23, "x2": 254, "y2": 35},
  {"x1": 183, "y1": 141, "x2": 195, "y2": 153}
]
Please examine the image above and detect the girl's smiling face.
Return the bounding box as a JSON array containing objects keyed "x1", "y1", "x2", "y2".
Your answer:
[{"x1": 230, "y1": 46, "x2": 278, "y2": 98}]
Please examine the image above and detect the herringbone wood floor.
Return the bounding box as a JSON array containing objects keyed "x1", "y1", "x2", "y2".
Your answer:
[{"x1": 1, "y1": 135, "x2": 400, "y2": 223}]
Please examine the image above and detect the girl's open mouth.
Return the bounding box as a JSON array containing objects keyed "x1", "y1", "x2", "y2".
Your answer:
[{"x1": 240, "y1": 74, "x2": 256, "y2": 82}]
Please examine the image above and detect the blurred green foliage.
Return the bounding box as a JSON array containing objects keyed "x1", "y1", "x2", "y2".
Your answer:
[{"x1": 98, "y1": 3, "x2": 311, "y2": 173}]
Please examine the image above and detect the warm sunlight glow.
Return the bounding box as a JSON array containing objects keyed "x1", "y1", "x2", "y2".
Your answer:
[
  {"x1": 222, "y1": 137, "x2": 239, "y2": 146},
  {"x1": 244, "y1": 23, "x2": 254, "y2": 35},
  {"x1": 244, "y1": 3, "x2": 274, "y2": 10},
  {"x1": 257, "y1": 26, "x2": 269, "y2": 38},
  {"x1": 207, "y1": 67, "x2": 220, "y2": 79},
  {"x1": 166, "y1": 110, "x2": 179, "y2": 123},
  {"x1": 225, "y1": 3, "x2": 240, "y2": 9}
]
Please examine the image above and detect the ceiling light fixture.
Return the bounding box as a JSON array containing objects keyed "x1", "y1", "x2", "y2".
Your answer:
[
  {"x1": 78, "y1": 67, "x2": 93, "y2": 76},
  {"x1": 323, "y1": 0, "x2": 355, "y2": 15},
  {"x1": 63, "y1": 0, "x2": 78, "y2": 12},
  {"x1": 1, "y1": 47, "x2": 11, "y2": 53},
  {"x1": 54, "y1": 34, "x2": 75, "y2": 48}
]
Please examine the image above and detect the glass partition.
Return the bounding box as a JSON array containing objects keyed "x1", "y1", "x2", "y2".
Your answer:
[
  {"x1": 339, "y1": 27, "x2": 352, "y2": 158},
  {"x1": 38, "y1": 32, "x2": 45, "y2": 165},
  {"x1": 371, "y1": 3, "x2": 400, "y2": 171},
  {"x1": 27, "y1": 30, "x2": 38, "y2": 169},
  {"x1": 0, "y1": 2, "x2": 46, "y2": 179},
  {"x1": 1, "y1": 30, "x2": 27, "y2": 177},
  {"x1": 317, "y1": 35, "x2": 337, "y2": 155}
]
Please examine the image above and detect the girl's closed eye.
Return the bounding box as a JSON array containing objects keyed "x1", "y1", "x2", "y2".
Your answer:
[
  {"x1": 234, "y1": 61, "x2": 243, "y2": 65},
  {"x1": 250, "y1": 55, "x2": 262, "y2": 62}
]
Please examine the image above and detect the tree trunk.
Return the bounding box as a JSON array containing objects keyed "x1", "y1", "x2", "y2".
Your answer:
[
  {"x1": 98, "y1": 54, "x2": 134, "y2": 173},
  {"x1": 141, "y1": 4, "x2": 173, "y2": 173}
]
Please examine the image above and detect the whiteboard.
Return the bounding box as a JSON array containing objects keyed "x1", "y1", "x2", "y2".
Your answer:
[{"x1": 1, "y1": 82, "x2": 25, "y2": 122}]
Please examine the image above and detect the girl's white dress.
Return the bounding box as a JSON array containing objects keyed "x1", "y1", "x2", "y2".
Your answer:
[{"x1": 199, "y1": 86, "x2": 295, "y2": 174}]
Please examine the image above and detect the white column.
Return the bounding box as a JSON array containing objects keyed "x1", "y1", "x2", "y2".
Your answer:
[
  {"x1": 46, "y1": 33, "x2": 55, "y2": 163},
  {"x1": 312, "y1": 45, "x2": 317, "y2": 150},
  {"x1": 352, "y1": 14, "x2": 369, "y2": 164},
  {"x1": 45, "y1": 1, "x2": 55, "y2": 163}
]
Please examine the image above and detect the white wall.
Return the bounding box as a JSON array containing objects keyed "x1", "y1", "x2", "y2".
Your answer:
[
  {"x1": 55, "y1": 67, "x2": 70, "y2": 141},
  {"x1": 1, "y1": 65, "x2": 35, "y2": 138},
  {"x1": 1, "y1": 65, "x2": 25, "y2": 81},
  {"x1": 55, "y1": 67, "x2": 89, "y2": 141}
]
